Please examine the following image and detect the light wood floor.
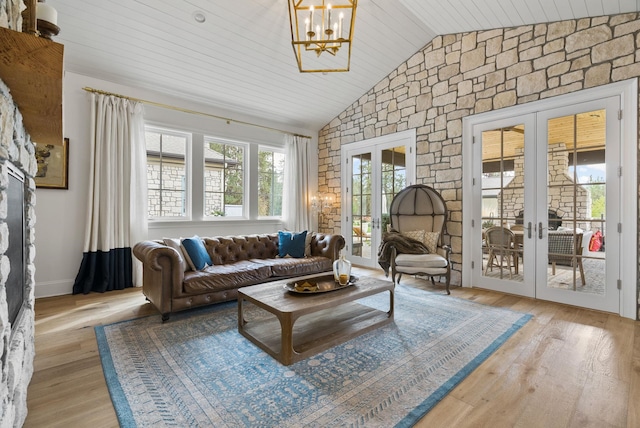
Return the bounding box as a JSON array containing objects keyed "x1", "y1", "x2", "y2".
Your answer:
[{"x1": 24, "y1": 267, "x2": 640, "y2": 428}]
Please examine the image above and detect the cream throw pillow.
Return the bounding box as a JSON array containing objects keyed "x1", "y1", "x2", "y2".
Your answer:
[
  {"x1": 163, "y1": 238, "x2": 189, "y2": 272},
  {"x1": 304, "y1": 231, "x2": 315, "y2": 257},
  {"x1": 423, "y1": 232, "x2": 440, "y2": 254},
  {"x1": 402, "y1": 229, "x2": 426, "y2": 243}
]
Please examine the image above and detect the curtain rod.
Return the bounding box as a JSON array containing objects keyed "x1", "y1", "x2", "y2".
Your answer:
[{"x1": 82, "y1": 87, "x2": 312, "y2": 139}]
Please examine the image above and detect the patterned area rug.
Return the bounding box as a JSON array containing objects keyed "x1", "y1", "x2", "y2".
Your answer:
[{"x1": 96, "y1": 283, "x2": 531, "y2": 427}]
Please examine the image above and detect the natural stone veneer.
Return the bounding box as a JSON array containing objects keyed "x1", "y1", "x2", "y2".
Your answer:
[
  {"x1": 318, "y1": 13, "x2": 640, "y2": 286},
  {"x1": 1, "y1": 3, "x2": 39, "y2": 424},
  {"x1": 0, "y1": 81, "x2": 37, "y2": 425}
]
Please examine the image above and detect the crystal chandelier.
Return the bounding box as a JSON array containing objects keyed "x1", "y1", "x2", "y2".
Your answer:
[{"x1": 287, "y1": 0, "x2": 357, "y2": 73}]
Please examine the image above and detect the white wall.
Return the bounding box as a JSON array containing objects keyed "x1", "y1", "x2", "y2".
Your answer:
[{"x1": 34, "y1": 71, "x2": 318, "y2": 297}]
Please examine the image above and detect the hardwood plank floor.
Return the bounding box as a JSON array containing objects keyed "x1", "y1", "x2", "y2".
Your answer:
[{"x1": 24, "y1": 268, "x2": 639, "y2": 427}]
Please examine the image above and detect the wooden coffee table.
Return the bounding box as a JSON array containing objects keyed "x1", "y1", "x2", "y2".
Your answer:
[{"x1": 237, "y1": 274, "x2": 394, "y2": 366}]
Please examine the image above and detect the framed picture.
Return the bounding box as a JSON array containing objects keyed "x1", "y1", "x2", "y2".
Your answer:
[{"x1": 35, "y1": 138, "x2": 69, "y2": 189}]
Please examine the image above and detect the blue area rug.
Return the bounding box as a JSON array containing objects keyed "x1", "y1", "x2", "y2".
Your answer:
[{"x1": 96, "y1": 283, "x2": 531, "y2": 427}]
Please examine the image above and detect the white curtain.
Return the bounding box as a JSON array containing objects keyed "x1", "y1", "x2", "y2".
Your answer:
[
  {"x1": 283, "y1": 134, "x2": 311, "y2": 231},
  {"x1": 73, "y1": 93, "x2": 147, "y2": 293}
]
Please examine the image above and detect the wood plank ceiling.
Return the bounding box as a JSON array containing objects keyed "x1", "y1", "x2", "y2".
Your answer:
[
  {"x1": 50, "y1": 0, "x2": 640, "y2": 132},
  {"x1": 481, "y1": 109, "x2": 607, "y2": 163}
]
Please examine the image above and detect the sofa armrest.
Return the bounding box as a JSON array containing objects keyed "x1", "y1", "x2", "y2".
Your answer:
[
  {"x1": 310, "y1": 233, "x2": 346, "y2": 262},
  {"x1": 133, "y1": 240, "x2": 186, "y2": 319}
]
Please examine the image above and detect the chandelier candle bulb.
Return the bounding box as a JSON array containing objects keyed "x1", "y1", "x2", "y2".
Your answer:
[
  {"x1": 327, "y1": 4, "x2": 332, "y2": 31},
  {"x1": 339, "y1": 12, "x2": 343, "y2": 38},
  {"x1": 309, "y1": 6, "x2": 314, "y2": 38}
]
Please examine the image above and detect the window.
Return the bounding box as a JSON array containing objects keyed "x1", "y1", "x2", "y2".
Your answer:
[
  {"x1": 204, "y1": 138, "x2": 245, "y2": 217},
  {"x1": 145, "y1": 128, "x2": 189, "y2": 219},
  {"x1": 258, "y1": 148, "x2": 285, "y2": 216},
  {"x1": 145, "y1": 125, "x2": 287, "y2": 222}
]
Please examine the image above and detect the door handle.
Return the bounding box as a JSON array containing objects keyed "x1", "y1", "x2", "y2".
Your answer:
[
  {"x1": 538, "y1": 222, "x2": 545, "y2": 239},
  {"x1": 527, "y1": 222, "x2": 532, "y2": 239}
]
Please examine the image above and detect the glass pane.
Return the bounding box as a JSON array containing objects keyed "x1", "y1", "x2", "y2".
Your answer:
[
  {"x1": 258, "y1": 172, "x2": 271, "y2": 216},
  {"x1": 547, "y1": 109, "x2": 606, "y2": 295},
  {"x1": 351, "y1": 153, "x2": 372, "y2": 258},
  {"x1": 257, "y1": 150, "x2": 283, "y2": 217},
  {"x1": 380, "y1": 146, "x2": 406, "y2": 234},
  {"x1": 160, "y1": 190, "x2": 186, "y2": 217},
  {"x1": 147, "y1": 189, "x2": 160, "y2": 217},
  {"x1": 204, "y1": 140, "x2": 245, "y2": 217},
  {"x1": 349, "y1": 145, "x2": 407, "y2": 261},
  {"x1": 146, "y1": 129, "x2": 187, "y2": 219},
  {"x1": 481, "y1": 126, "x2": 524, "y2": 282}
]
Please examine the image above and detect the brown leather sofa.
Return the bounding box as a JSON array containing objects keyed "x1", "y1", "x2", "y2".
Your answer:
[{"x1": 133, "y1": 233, "x2": 345, "y2": 321}]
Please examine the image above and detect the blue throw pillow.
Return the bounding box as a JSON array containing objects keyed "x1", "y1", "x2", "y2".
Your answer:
[
  {"x1": 181, "y1": 236, "x2": 212, "y2": 270},
  {"x1": 278, "y1": 230, "x2": 307, "y2": 258}
]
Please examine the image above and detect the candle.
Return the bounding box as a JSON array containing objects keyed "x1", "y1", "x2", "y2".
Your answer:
[
  {"x1": 305, "y1": 17, "x2": 310, "y2": 40},
  {"x1": 327, "y1": 4, "x2": 332, "y2": 31},
  {"x1": 309, "y1": 6, "x2": 314, "y2": 38},
  {"x1": 339, "y1": 273, "x2": 349, "y2": 286},
  {"x1": 316, "y1": 24, "x2": 320, "y2": 40},
  {"x1": 333, "y1": 23, "x2": 338, "y2": 40},
  {"x1": 339, "y1": 12, "x2": 344, "y2": 39},
  {"x1": 36, "y1": 3, "x2": 58, "y2": 26}
]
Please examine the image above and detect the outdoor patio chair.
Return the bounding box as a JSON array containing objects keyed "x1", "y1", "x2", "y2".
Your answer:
[{"x1": 484, "y1": 226, "x2": 517, "y2": 278}]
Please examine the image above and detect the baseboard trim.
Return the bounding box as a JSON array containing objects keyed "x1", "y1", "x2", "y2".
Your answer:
[{"x1": 35, "y1": 280, "x2": 73, "y2": 298}]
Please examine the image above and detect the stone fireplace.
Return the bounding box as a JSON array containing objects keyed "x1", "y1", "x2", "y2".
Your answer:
[
  {"x1": 0, "y1": 78, "x2": 37, "y2": 425},
  {"x1": 498, "y1": 142, "x2": 590, "y2": 231}
]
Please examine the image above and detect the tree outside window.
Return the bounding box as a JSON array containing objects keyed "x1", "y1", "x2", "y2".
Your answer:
[
  {"x1": 204, "y1": 139, "x2": 245, "y2": 217},
  {"x1": 258, "y1": 149, "x2": 285, "y2": 216}
]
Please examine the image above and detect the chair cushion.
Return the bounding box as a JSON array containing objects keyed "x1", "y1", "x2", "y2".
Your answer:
[{"x1": 395, "y1": 253, "x2": 448, "y2": 268}]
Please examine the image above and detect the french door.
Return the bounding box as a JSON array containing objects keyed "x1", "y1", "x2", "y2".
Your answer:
[
  {"x1": 465, "y1": 85, "x2": 634, "y2": 315},
  {"x1": 341, "y1": 130, "x2": 416, "y2": 268},
  {"x1": 533, "y1": 98, "x2": 620, "y2": 311}
]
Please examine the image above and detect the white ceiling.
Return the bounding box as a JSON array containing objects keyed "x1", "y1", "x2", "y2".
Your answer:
[{"x1": 49, "y1": 0, "x2": 640, "y2": 131}]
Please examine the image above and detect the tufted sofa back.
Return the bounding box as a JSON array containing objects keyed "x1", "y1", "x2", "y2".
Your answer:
[{"x1": 204, "y1": 234, "x2": 279, "y2": 265}]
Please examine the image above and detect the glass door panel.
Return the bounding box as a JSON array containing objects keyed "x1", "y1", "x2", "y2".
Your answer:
[
  {"x1": 472, "y1": 114, "x2": 535, "y2": 297},
  {"x1": 537, "y1": 104, "x2": 617, "y2": 313},
  {"x1": 479, "y1": 126, "x2": 525, "y2": 284},
  {"x1": 381, "y1": 147, "x2": 407, "y2": 234},
  {"x1": 350, "y1": 153, "x2": 372, "y2": 259},
  {"x1": 342, "y1": 131, "x2": 416, "y2": 268}
]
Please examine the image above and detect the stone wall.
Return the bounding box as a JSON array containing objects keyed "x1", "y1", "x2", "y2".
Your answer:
[
  {"x1": 0, "y1": 79, "x2": 37, "y2": 426},
  {"x1": 318, "y1": 13, "x2": 640, "y2": 284},
  {"x1": 0, "y1": 2, "x2": 36, "y2": 426},
  {"x1": 147, "y1": 161, "x2": 225, "y2": 217},
  {"x1": 499, "y1": 143, "x2": 590, "y2": 231},
  {"x1": 0, "y1": 0, "x2": 25, "y2": 31}
]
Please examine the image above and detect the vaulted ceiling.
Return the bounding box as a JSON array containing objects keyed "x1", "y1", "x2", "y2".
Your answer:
[{"x1": 50, "y1": 0, "x2": 640, "y2": 131}]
